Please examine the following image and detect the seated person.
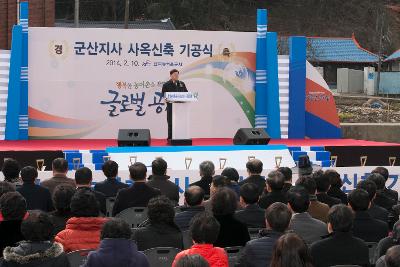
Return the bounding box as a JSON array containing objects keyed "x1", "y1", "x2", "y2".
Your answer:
[
  {"x1": 49, "y1": 185, "x2": 75, "y2": 235},
  {"x1": 2, "y1": 211, "x2": 70, "y2": 267},
  {"x1": 278, "y1": 167, "x2": 293, "y2": 194},
  {"x1": 147, "y1": 158, "x2": 179, "y2": 205},
  {"x1": 55, "y1": 189, "x2": 108, "y2": 252},
  {"x1": 212, "y1": 187, "x2": 250, "y2": 247},
  {"x1": 221, "y1": 167, "x2": 241, "y2": 197},
  {"x1": 270, "y1": 233, "x2": 313, "y2": 267},
  {"x1": 174, "y1": 254, "x2": 209, "y2": 267},
  {"x1": 258, "y1": 170, "x2": 287, "y2": 209},
  {"x1": 313, "y1": 170, "x2": 341, "y2": 207},
  {"x1": 112, "y1": 162, "x2": 161, "y2": 216},
  {"x1": 41, "y1": 158, "x2": 75, "y2": 195},
  {"x1": 236, "y1": 202, "x2": 292, "y2": 267},
  {"x1": 84, "y1": 218, "x2": 149, "y2": 267},
  {"x1": 133, "y1": 195, "x2": 183, "y2": 251},
  {"x1": 235, "y1": 183, "x2": 266, "y2": 228},
  {"x1": 357, "y1": 180, "x2": 389, "y2": 224},
  {"x1": 326, "y1": 169, "x2": 348, "y2": 205},
  {"x1": 0, "y1": 192, "x2": 26, "y2": 257},
  {"x1": 310, "y1": 205, "x2": 370, "y2": 267},
  {"x1": 94, "y1": 160, "x2": 128, "y2": 198},
  {"x1": 175, "y1": 186, "x2": 205, "y2": 231},
  {"x1": 17, "y1": 166, "x2": 54, "y2": 212},
  {"x1": 1, "y1": 159, "x2": 22, "y2": 187},
  {"x1": 189, "y1": 161, "x2": 215, "y2": 197},
  {"x1": 372, "y1": 167, "x2": 398, "y2": 202},
  {"x1": 377, "y1": 221, "x2": 400, "y2": 258},
  {"x1": 173, "y1": 212, "x2": 228, "y2": 267},
  {"x1": 238, "y1": 159, "x2": 265, "y2": 195}
]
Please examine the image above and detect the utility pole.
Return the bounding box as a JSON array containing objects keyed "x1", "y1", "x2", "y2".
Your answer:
[
  {"x1": 74, "y1": 0, "x2": 79, "y2": 28},
  {"x1": 124, "y1": 0, "x2": 130, "y2": 29},
  {"x1": 376, "y1": 9, "x2": 385, "y2": 96}
]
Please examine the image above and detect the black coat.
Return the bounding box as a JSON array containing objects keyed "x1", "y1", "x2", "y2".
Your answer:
[
  {"x1": 1, "y1": 241, "x2": 70, "y2": 267},
  {"x1": 147, "y1": 175, "x2": 180, "y2": 205},
  {"x1": 190, "y1": 176, "x2": 213, "y2": 197},
  {"x1": 112, "y1": 182, "x2": 161, "y2": 216},
  {"x1": 174, "y1": 206, "x2": 205, "y2": 231},
  {"x1": 258, "y1": 191, "x2": 287, "y2": 209},
  {"x1": 352, "y1": 211, "x2": 389, "y2": 242},
  {"x1": 0, "y1": 220, "x2": 24, "y2": 258},
  {"x1": 376, "y1": 236, "x2": 399, "y2": 258},
  {"x1": 235, "y1": 230, "x2": 283, "y2": 267},
  {"x1": 213, "y1": 214, "x2": 250, "y2": 248},
  {"x1": 93, "y1": 178, "x2": 129, "y2": 198},
  {"x1": 310, "y1": 232, "x2": 369, "y2": 267},
  {"x1": 17, "y1": 183, "x2": 54, "y2": 212},
  {"x1": 374, "y1": 191, "x2": 397, "y2": 212},
  {"x1": 383, "y1": 187, "x2": 398, "y2": 202},
  {"x1": 316, "y1": 193, "x2": 341, "y2": 207},
  {"x1": 133, "y1": 223, "x2": 183, "y2": 251},
  {"x1": 368, "y1": 203, "x2": 389, "y2": 224},
  {"x1": 238, "y1": 175, "x2": 266, "y2": 196},
  {"x1": 235, "y1": 204, "x2": 266, "y2": 228},
  {"x1": 76, "y1": 187, "x2": 107, "y2": 216},
  {"x1": 327, "y1": 187, "x2": 348, "y2": 205}
]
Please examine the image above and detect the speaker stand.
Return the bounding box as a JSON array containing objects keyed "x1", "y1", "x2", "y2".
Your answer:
[{"x1": 168, "y1": 139, "x2": 193, "y2": 146}]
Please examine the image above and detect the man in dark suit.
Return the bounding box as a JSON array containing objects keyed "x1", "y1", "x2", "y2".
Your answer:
[
  {"x1": 235, "y1": 183, "x2": 266, "y2": 228},
  {"x1": 310, "y1": 205, "x2": 369, "y2": 267},
  {"x1": 174, "y1": 186, "x2": 205, "y2": 231},
  {"x1": 17, "y1": 166, "x2": 54, "y2": 212},
  {"x1": 41, "y1": 158, "x2": 75, "y2": 195},
  {"x1": 94, "y1": 160, "x2": 128, "y2": 198},
  {"x1": 357, "y1": 179, "x2": 389, "y2": 224},
  {"x1": 189, "y1": 161, "x2": 215, "y2": 198},
  {"x1": 147, "y1": 158, "x2": 179, "y2": 205},
  {"x1": 75, "y1": 167, "x2": 107, "y2": 216},
  {"x1": 278, "y1": 167, "x2": 293, "y2": 194},
  {"x1": 313, "y1": 170, "x2": 341, "y2": 207},
  {"x1": 258, "y1": 171, "x2": 287, "y2": 209},
  {"x1": 349, "y1": 189, "x2": 389, "y2": 242},
  {"x1": 372, "y1": 167, "x2": 398, "y2": 202},
  {"x1": 238, "y1": 159, "x2": 265, "y2": 195},
  {"x1": 161, "y1": 69, "x2": 188, "y2": 140},
  {"x1": 112, "y1": 162, "x2": 161, "y2": 216}
]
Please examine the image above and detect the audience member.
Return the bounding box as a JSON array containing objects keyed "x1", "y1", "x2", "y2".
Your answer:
[
  {"x1": 258, "y1": 170, "x2": 287, "y2": 209},
  {"x1": 384, "y1": 245, "x2": 400, "y2": 267},
  {"x1": 1, "y1": 159, "x2": 22, "y2": 187},
  {"x1": 41, "y1": 158, "x2": 75, "y2": 195},
  {"x1": 278, "y1": 167, "x2": 293, "y2": 194},
  {"x1": 147, "y1": 158, "x2": 179, "y2": 205},
  {"x1": 377, "y1": 221, "x2": 400, "y2": 258},
  {"x1": 287, "y1": 186, "x2": 328, "y2": 245},
  {"x1": 221, "y1": 167, "x2": 240, "y2": 197},
  {"x1": 367, "y1": 173, "x2": 397, "y2": 212},
  {"x1": 190, "y1": 161, "x2": 215, "y2": 197},
  {"x1": 236, "y1": 202, "x2": 291, "y2": 267},
  {"x1": 325, "y1": 169, "x2": 348, "y2": 204},
  {"x1": 203, "y1": 175, "x2": 231, "y2": 211},
  {"x1": 348, "y1": 188, "x2": 388, "y2": 242},
  {"x1": 175, "y1": 186, "x2": 205, "y2": 231},
  {"x1": 1, "y1": 211, "x2": 70, "y2": 267},
  {"x1": 238, "y1": 159, "x2": 265, "y2": 195},
  {"x1": 55, "y1": 189, "x2": 108, "y2": 252},
  {"x1": 49, "y1": 185, "x2": 75, "y2": 235},
  {"x1": 112, "y1": 162, "x2": 161, "y2": 216},
  {"x1": 0, "y1": 192, "x2": 26, "y2": 257},
  {"x1": 174, "y1": 254, "x2": 210, "y2": 267},
  {"x1": 310, "y1": 204, "x2": 369, "y2": 267},
  {"x1": 270, "y1": 233, "x2": 313, "y2": 267},
  {"x1": 17, "y1": 166, "x2": 54, "y2": 212},
  {"x1": 235, "y1": 183, "x2": 266, "y2": 228},
  {"x1": 372, "y1": 166, "x2": 398, "y2": 202},
  {"x1": 313, "y1": 170, "x2": 341, "y2": 207},
  {"x1": 211, "y1": 187, "x2": 250, "y2": 247},
  {"x1": 357, "y1": 179, "x2": 389, "y2": 224},
  {"x1": 84, "y1": 218, "x2": 149, "y2": 267},
  {"x1": 295, "y1": 175, "x2": 329, "y2": 222},
  {"x1": 133, "y1": 195, "x2": 183, "y2": 251},
  {"x1": 94, "y1": 160, "x2": 128, "y2": 198},
  {"x1": 173, "y1": 212, "x2": 228, "y2": 267}
]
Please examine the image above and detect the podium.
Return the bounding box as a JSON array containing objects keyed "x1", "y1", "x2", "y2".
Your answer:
[{"x1": 165, "y1": 92, "x2": 198, "y2": 146}]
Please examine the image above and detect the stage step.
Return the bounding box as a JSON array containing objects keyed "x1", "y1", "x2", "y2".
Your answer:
[{"x1": 0, "y1": 50, "x2": 10, "y2": 141}]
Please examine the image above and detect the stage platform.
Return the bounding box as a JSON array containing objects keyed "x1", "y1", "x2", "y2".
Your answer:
[{"x1": 0, "y1": 138, "x2": 399, "y2": 169}]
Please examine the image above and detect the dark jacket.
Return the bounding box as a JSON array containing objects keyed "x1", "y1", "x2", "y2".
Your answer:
[
  {"x1": 214, "y1": 214, "x2": 250, "y2": 248},
  {"x1": 112, "y1": 182, "x2": 161, "y2": 216},
  {"x1": 190, "y1": 176, "x2": 213, "y2": 197},
  {"x1": 40, "y1": 175, "x2": 75, "y2": 196},
  {"x1": 84, "y1": 238, "x2": 149, "y2": 267},
  {"x1": 1, "y1": 241, "x2": 70, "y2": 267},
  {"x1": 238, "y1": 175, "x2": 266, "y2": 195},
  {"x1": 133, "y1": 223, "x2": 183, "y2": 251},
  {"x1": 258, "y1": 191, "x2": 288, "y2": 209},
  {"x1": 327, "y1": 187, "x2": 348, "y2": 205},
  {"x1": 289, "y1": 212, "x2": 328, "y2": 246},
  {"x1": 282, "y1": 183, "x2": 292, "y2": 194},
  {"x1": 17, "y1": 183, "x2": 54, "y2": 212},
  {"x1": 369, "y1": 203, "x2": 389, "y2": 224},
  {"x1": 383, "y1": 187, "x2": 398, "y2": 202},
  {"x1": 235, "y1": 204, "x2": 266, "y2": 228},
  {"x1": 235, "y1": 230, "x2": 283, "y2": 267},
  {"x1": 310, "y1": 231, "x2": 369, "y2": 267},
  {"x1": 77, "y1": 187, "x2": 107, "y2": 216},
  {"x1": 49, "y1": 210, "x2": 73, "y2": 235},
  {"x1": 174, "y1": 206, "x2": 205, "y2": 231},
  {"x1": 316, "y1": 192, "x2": 341, "y2": 207},
  {"x1": 352, "y1": 211, "x2": 389, "y2": 242},
  {"x1": 93, "y1": 178, "x2": 128, "y2": 198},
  {"x1": 0, "y1": 220, "x2": 24, "y2": 258},
  {"x1": 374, "y1": 191, "x2": 397, "y2": 212},
  {"x1": 147, "y1": 175, "x2": 180, "y2": 205},
  {"x1": 376, "y1": 236, "x2": 400, "y2": 258}
]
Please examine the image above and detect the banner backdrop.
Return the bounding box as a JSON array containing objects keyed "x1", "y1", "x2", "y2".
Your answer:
[{"x1": 28, "y1": 27, "x2": 256, "y2": 139}]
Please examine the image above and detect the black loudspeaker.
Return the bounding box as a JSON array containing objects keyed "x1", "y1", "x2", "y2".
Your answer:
[
  {"x1": 233, "y1": 128, "x2": 270, "y2": 145},
  {"x1": 117, "y1": 129, "x2": 151, "y2": 147}
]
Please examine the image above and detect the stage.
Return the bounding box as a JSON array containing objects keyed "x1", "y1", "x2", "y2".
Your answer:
[{"x1": 0, "y1": 138, "x2": 400, "y2": 170}]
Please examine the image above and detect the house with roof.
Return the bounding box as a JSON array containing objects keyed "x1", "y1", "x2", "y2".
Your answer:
[{"x1": 384, "y1": 49, "x2": 400, "y2": 71}]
